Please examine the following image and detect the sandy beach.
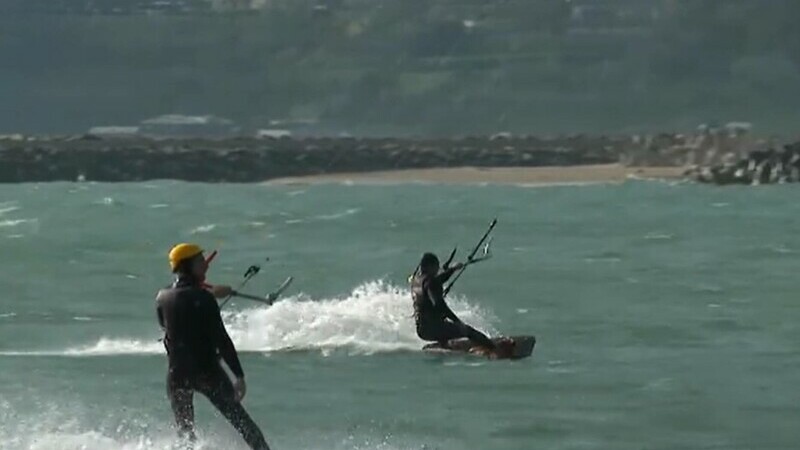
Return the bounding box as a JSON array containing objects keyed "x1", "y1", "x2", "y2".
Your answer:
[{"x1": 267, "y1": 164, "x2": 685, "y2": 186}]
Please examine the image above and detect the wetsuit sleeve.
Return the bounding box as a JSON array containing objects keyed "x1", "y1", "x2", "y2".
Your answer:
[
  {"x1": 435, "y1": 267, "x2": 459, "y2": 285},
  {"x1": 157, "y1": 304, "x2": 165, "y2": 330},
  {"x1": 155, "y1": 293, "x2": 165, "y2": 330},
  {"x1": 202, "y1": 293, "x2": 245, "y2": 379},
  {"x1": 426, "y1": 279, "x2": 461, "y2": 324}
]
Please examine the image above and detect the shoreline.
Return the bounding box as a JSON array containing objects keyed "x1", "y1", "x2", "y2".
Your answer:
[{"x1": 266, "y1": 165, "x2": 685, "y2": 186}]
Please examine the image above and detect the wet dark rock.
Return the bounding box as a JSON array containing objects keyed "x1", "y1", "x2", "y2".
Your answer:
[{"x1": 687, "y1": 142, "x2": 800, "y2": 186}]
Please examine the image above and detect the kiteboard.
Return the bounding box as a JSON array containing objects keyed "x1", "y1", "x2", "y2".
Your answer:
[{"x1": 422, "y1": 335, "x2": 535, "y2": 360}]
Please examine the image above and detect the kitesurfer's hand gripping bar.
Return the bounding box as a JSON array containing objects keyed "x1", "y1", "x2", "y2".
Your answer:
[
  {"x1": 219, "y1": 264, "x2": 262, "y2": 309},
  {"x1": 443, "y1": 218, "x2": 497, "y2": 297},
  {"x1": 231, "y1": 277, "x2": 294, "y2": 306},
  {"x1": 442, "y1": 247, "x2": 458, "y2": 270}
]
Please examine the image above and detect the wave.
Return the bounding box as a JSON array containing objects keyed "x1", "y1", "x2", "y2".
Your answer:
[
  {"x1": 644, "y1": 232, "x2": 674, "y2": 241},
  {"x1": 0, "y1": 200, "x2": 36, "y2": 235},
  {"x1": 514, "y1": 180, "x2": 617, "y2": 188},
  {"x1": 0, "y1": 205, "x2": 20, "y2": 216},
  {"x1": 0, "y1": 218, "x2": 37, "y2": 228},
  {"x1": 189, "y1": 224, "x2": 217, "y2": 234},
  {"x1": 0, "y1": 281, "x2": 496, "y2": 357},
  {"x1": 280, "y1": 207, "x2": 362, "y2": 225},
  {"x1": 94, "y1": 197, "x2": 118, "y2": 206},
  {"x1": 314, "y1": 207, "x2": 361, "y2": 221},
  {"x1": 0, "y1": 338, "x2": 163, "y2": 357}
]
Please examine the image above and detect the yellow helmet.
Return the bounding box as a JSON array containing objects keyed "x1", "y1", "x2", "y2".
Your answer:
[{"x1": 168, "y1": 243, "x2": 203, "y2": 272}]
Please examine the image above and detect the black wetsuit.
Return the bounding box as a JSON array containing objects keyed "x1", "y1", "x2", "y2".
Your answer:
[
  {"x1": 156, "y1": 276, "x2": 270, "y2": 450},
  {"x1": 411, "y1": 269, "x2": 494, "y2": 349}
]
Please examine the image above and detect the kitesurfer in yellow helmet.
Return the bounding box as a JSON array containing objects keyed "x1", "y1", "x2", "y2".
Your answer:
[
  {"x1": 156, "y1": 243, "x2": 271, "y2": 450},
  {"x1": 167, "y1": 243, "x2": 233, "y2": 298}
]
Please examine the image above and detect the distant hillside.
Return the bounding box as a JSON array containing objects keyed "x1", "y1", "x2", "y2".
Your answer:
[{"x1": 1, "y1": 0, "x2": 799, "y2": 135}]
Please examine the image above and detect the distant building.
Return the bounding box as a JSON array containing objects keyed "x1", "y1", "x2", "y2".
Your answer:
[
  {"x1": 725, "y1": 122, "x2": 753, "y2": 135},
  {"x1": 256, "y1": 129, "x2": 292, "y2": 139},
  {"x1": 139, "y1": 114, "x2": 239, "y2": 138},
  {"x1": 87, "y1": 126, "x2": 140, "y2": 138},
  {"x1": 266, "y1": 118, "x2": 319, "y2": 137}
]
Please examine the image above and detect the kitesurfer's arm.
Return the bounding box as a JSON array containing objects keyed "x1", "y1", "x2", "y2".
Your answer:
[
  {"x1": 202, "y1": 292, "x2": 245, "y2": 379},
  {"x1": 435, "y1": 262, "x2": 465, "y2": 284},
  {"x1": 156, "y1": 305, "x2": 164, "y2": 329},
  {"x1": 155, "y1": 294, "x2": 166, "y2": 330},
  {"x1": 426, "y1": 280, "x2": 462, "y2": 324},
  {"x1": 208, "y1": 284, "x2": 234, "y2": 299}
]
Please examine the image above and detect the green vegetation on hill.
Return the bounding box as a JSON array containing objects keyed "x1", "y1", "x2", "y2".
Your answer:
[{"x1": 1, "y1": 0, "x2": 799, "y2": 135}]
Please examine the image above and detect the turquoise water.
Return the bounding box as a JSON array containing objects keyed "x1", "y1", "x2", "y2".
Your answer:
[{"x1": 1, "y1": 180, "x2": 799, "y2": 450}]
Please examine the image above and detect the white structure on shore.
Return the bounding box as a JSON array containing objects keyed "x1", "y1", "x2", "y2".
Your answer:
[
  {"x1": 139, "y1": 114, "x2": 239, "y2": 138},
  {"x1": 256, "y1": 129, "x2": 292, "y2": 139},
  {"x1": 87, "y1": 126, "x2": 140, "y2": 138}
]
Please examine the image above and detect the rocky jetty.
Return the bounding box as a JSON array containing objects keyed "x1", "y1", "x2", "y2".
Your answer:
[
  {"x1": 2, "y1": 133, "x2": 797, "y2": 184},
  {"x1": 0, "y1": 135, "x2": 629, "y2": 183},
  {"x1": 618, "y1": 124, "x2": 800, "y2": 186},
  {"x1": 686, "y1": 141, "x2": 800, "y2": 185}
]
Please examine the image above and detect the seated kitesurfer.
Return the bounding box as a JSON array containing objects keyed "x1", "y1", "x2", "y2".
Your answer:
[
  {"x1": 156, "y1": 243, "x2": 270, "y2": 450},
  {"x1": 411, "y1": 252, "x2": 495, "y2": 350}
]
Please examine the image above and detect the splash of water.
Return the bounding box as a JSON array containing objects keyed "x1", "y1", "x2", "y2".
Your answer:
[
  {"x1": 223, "y1": 280, "x2": 495, "y2": 354},
  {"x1": 0, "y1": 396, "x2": 434, "y2": 450},
  {"x1": 0, "y1": 398, "x2": 238, "y2": 450},
  {"x1": 1, "y1": 281, "x2": 496, "y2": 357}
]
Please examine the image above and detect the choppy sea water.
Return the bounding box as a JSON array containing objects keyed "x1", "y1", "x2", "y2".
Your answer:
[{"x1": 1, "y1": 180, "x2": 799, "y2": 450}]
